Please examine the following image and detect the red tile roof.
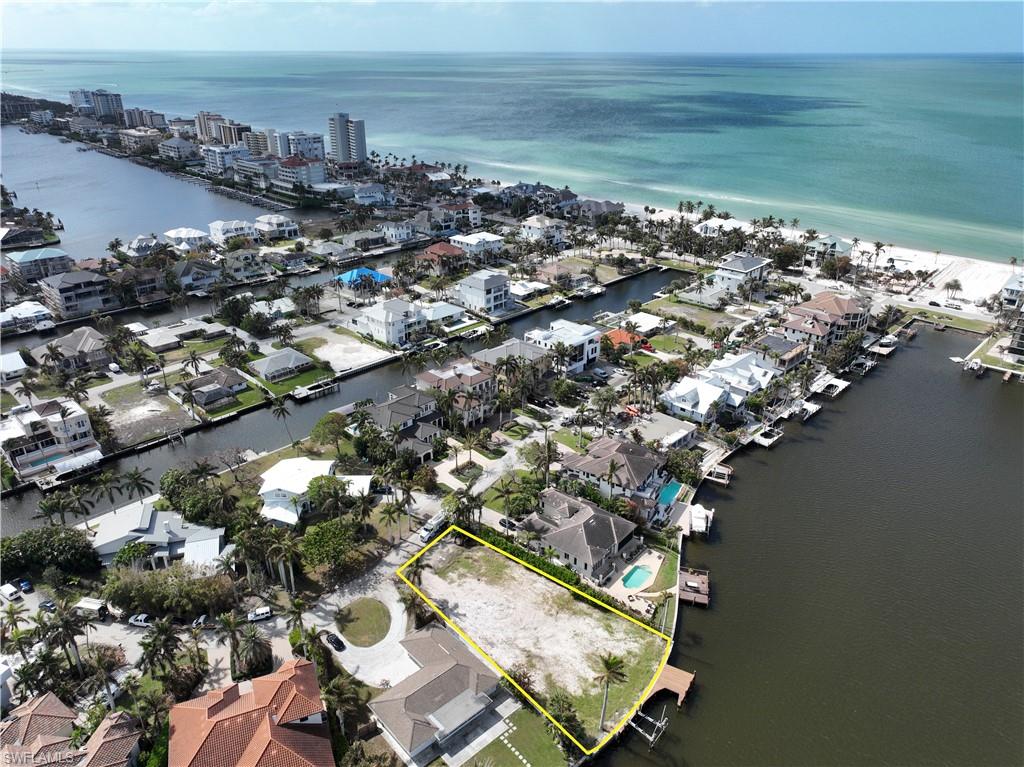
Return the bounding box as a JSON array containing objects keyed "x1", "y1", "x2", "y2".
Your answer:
[
  {"x1": 420, "y1": 242, "x2": 466, "y2": 261},
  {"x1": 169, "y1": 660, "x2": 332, "y2": 767}
]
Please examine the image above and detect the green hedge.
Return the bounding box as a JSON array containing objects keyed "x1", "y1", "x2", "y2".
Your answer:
[{"x1": 471, "y1": 527, "x2": 656, "y2": 629}]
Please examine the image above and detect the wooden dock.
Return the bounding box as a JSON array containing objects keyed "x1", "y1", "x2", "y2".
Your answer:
[
  {"x1": 643, "y1": 663, "x2": 696, "y2": 706},
  {"x1": 679, "y1": 567, "x2": 711, "y2": 607},
  {"x1": 705, "y1": 463, "x2": 733, "y2": 486}
]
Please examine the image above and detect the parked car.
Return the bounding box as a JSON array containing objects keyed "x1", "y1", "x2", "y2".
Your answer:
[
  {"x1": 143, "y1": 365, "x2": 160, "y2": 375},
  {"x1": 192, "y1": 614, "x2": 208, "y2": 629},
  {"x1": 498, "y1": 517, "x2": 518, "y2": 531},
  {"x1": 0, "y1": 584, "x2": 22, "y2": 602},
  {"x1": 108, "y1": 362, "x2": 122, "y2": 374},
  {"x1": 593, "y1": 368, "x2": 610, "y2": 380},
  {"x1": 928, "y1": 300, "x2": 941, "y2": 307},
  {"x1": 39, "y1": 600, "x2": 56, "y2": 613},
  {"x1": 247, "y1": 606, "x2": 273, "y2": 623},
  {"x1": 12, "y1": 578, "x2": 33, "y2": 593},
  {"x1": 323, "y1": 632, "x2": 345, "y2": 651},
  {"x1": 128, "y1": 614, "x2": 153, "y2": 628}
]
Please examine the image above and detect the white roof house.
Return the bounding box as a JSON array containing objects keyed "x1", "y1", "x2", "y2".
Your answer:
[
  {"x1": 411, "y1": 300, "x2": 466, "y2": 325},
  {"x1": 0, "y1": 300, "x2": 53, "y2": 330},
  {"x1": 77, "y1": 494, "x2": 227, "y2": 569},
  {"x1": 254, "y1": 214, "x2": 299, "y2": 240},
  {"x1": 163, "y1": 227, "x2": 210, "y2": 252},
  {"x1": 524, "y1": 319, "x2": 602, "y2": 374},
  {"x1": 619, "y1": 311, "x2": 674, "y2": 336},
  {"x1": 520, "y1": 214, "x2": 566, "y2": 244},
  {"x1": 258, "y1": 457, "x2": 335, "y2": 525},
  {"x1": 660, "y1": 377, "x2": 729, "y2": 424},
  {"x1": 208, "y1": 219, "x2": 256, "y2": 246},
  {"x1": 700, "y1": 351, "x2": 777, "y2": 400},
  {"x1": 0, "y1": 351, "x2": 27, "y2": 384},
  {"x1": 450, "y1": 231, "x2": 504, "y2": 256}
]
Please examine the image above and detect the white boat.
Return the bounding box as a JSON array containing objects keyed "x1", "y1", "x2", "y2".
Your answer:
[
  {"x1": 963, "y1": 358, "x2": 982, "y2": 373},
  {"x1": 547, "y1": 295, "x2": 572, "y2": 309},
  {"x1": 800, "y1": 401, "x2": 822, "y2": 421},
  {"x1": 588, "y1": 285, "x2": 607, "y2": 296}
]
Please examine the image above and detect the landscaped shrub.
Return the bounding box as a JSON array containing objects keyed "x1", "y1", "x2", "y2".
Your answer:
[{"x1": 0, "y1": 526, "x2": 100, "y2": 575}]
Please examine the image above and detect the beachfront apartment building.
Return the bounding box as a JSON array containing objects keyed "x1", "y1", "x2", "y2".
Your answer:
[
  {"x1": 285, "y1": 131, "x2": 326, "y2": 159},
  {"x1": 232, "y1": 156, "x2": 279, "y2": 189},
  {"x1": 242, "y1": 130, "x2": 271, "y2": 156},
  {"x1": 118, "y1": 127, "x2": 163, "y2": 153},
  {"x1": 275, "y1": 155, "x2": 326, "y2": 187},
  {"x1": 519, "y1": 214, "x2": 566, "y2": 246},
  {"x1": 38, "y1": 270, "x2": 119, "y2": 319},
  {"x1": 454, "y1": 269, "x2": 511, "y2": 315},
  {"x1": 158, "y1": 137, "x2": 200, "y2": 162},
  {"x1": 327, "y1": 112, "x2": 367, "y2": 163},
  {"x1": 524, "y1": 319, "x2": 602, "y2": 374},
  {"x1": 2, "y1": 248, "x2": 75, "y2": 283},
  {"x1": 450, "y1": 231, "x2": 504, "y2": 262},
  {"x1": 215, "y1": 120, "x2": 252, "y2": 146},
  {"x1": 0, "y1": 399, "x2": 100, "y2": 480},
  {"x1": 208, "y1": 219, "x2": 257, "y2": 246},
  {"x1": 194, "y1": 111, "x2": 226, "y2": 141},
  {"x1": 414, "y1": 359, "x2": 496, "y2": 426},
  {"x1": 123, "y1": 107, "x2": 168, "y2": 129},
  {"x1": 202, "y1": 143, "x2": 251, "y2": 176},
  {"x1": 782, "y1": 291, "x2": 870, "y2": 350},
  {"x1": 254, "y1": 213, "x2": 300, "y2": 241},
  {"x1": 29, "y1": 109, "x2": 54, "y2": 126}
]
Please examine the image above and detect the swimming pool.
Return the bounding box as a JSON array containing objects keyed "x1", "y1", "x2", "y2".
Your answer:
[
  {"x1": 622, "y1": 564, "x2": 653, "y2": 589},
  {"x1": 658, "y1": 480, "x2": 683, "y2": 507}
]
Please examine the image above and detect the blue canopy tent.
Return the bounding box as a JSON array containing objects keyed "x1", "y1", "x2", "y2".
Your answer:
[{"x1": 336, "y1": 266, "x2": 391, "y2": 285}]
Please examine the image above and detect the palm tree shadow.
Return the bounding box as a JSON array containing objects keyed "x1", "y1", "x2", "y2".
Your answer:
[{"x1": 334, "y1": 607, "x2": 355, "y2": 634}]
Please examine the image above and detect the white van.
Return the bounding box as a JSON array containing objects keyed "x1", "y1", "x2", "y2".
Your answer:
[
  {"x1": 247, "y1": 606, "x2": 273, "y2": 623},
  {"x1": 418, "y1": 512, "x2": 447, "y2": 543},
  {"x1": 0, "y1": 584, "x2": 22, "y2": 602}
]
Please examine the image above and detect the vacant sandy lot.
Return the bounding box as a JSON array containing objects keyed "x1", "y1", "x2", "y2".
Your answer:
[
  {"x1": 105, "y1": 394, "x2": 194, "y2": 445},
  {"x1": 313, "y1": 332, "x2": 392, "y2": 372},
  {"x1": 417, "y1": 542, "x2": 666, "y2": 739}
]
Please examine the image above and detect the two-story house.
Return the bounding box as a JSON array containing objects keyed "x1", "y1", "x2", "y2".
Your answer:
[
  {"x1": 38, "y1": 270, "x2": 120, "y2": 319},
  {"x1": 454, "y1": 269, "x2": 510, "y2": 315},
  {"x1": 524, "y1": 319, "x2": 602, "y2": 374}
]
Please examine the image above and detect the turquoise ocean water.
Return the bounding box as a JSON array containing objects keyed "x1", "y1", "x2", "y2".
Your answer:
[{"x1": 3, "y1": 51, "x2": 1021, "y2": 262}]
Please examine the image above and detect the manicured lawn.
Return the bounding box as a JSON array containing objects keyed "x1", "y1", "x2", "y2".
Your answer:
[
  {"x1": 271, "y1": 337, "x2": 327, "y2": 357},
  {"x1": 644, "y1": 297, "x2": 737, "y2": 330},
  {"x1": 649, "y1": 334, "x2": 698, "y2": 353},
  {"x1": 256, "y1": 366, "x2": 335, "y2": 397},
  {"x1": 912, "y1": 309, "x2": 993, "y2": 334},
  {"x1": 452, "y1": 462, "x2": 483, "y2": 484},
  {"x1": 626, "y1": 353, "x2": 659, "y2": 368},
  {"x1": 101, "y1": 371, "x2": 188, "y2": 406},
  {"x1": 655, "y1": 258, "x2": 702, "y2": 273},
  {"x1": 162, "y1": 337, "x2": 228, "y2": 363},
  {"x1": 336, "y1": 597, "x2": 391, "y2": 647},
  {"x1": 650, "y1": 546, "x2": 680, "y2": 593},
  {"x1": 513, "y1": 406, "x2": 551, "y2": 422},
  {"x1": 203, "y1": 385, "x2": 266, "y2": 417},
  {"x1": 501, "y1": 422, "x2": 533, "y2": 441},
  {"x1": 0, "y1": 390, "x2": 18, "y2": 413},
  {"x1": 481, "y1": 469, "x2": 535, "y2": 512},
  {"x1": 333, "y1": 326, "x2": 391, "y2": 350},
  {"x1": 474, "y1": 708, "x2": 564, "y2": 767},
  {"x1": 553, "y1": 428, "x2": 591, "y2": 452},
  {"x1": 968, "y1": 336, "x2": 1024, "y2": 373},
  {"x1": 595, "y1": 264, "x2": 621, "y2": 284}
]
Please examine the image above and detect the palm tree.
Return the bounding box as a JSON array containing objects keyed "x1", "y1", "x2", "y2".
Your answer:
[
  {"x1": 41, "y1": 342, "x2": 65, "y2": 373},
  {"x1": 62, "y1": 377, "x2": 89, "y2": 404},
  {"x1": 271, "y1": 397, "x2": 294, "y2": 445},
  {"x1": 463, "y1": 432, "x2": 482, "y2": 467},
  {"x1": 593, "y1": 653, "x2": 628, "y2": 732},
  {"x1": 604, "y1": 458, "x2": 624, "y2": 492},
  {"x1": 404, "y1": 556, "x2": 433, "y2": 587},
  {"x1": 121, "y1": 467, "x2": 154, "y2": 500},
  {"x1": 50, "y1": 599, "x2": 92, "y2": 675},
  {"x1": 86, "y1": 645, "x2": 127, "y2": 710},
  {"x1": 323, "y1": 673, "x2": 363, "y2": 735},
  {"x1": 379, "y1": 502, "x2": 402, "y2": 544},
  {"x1": 215, "y1": 612, "x2": 244, "y2": 671},
  {"x1": 91, "y1": 470, "x2": 123, "y2": 506},
  {"x1": 1, "y1": 602, "x2": 28, "y2": 643},
  {"x1": 271, "y1": 532, "x2": 302, "y2": 593},
  {"x1": 14, "y1": 379, "x2": 35, "y2": 407},
  {"x1": 236, "y1": 623, "x2": 272, "y2": 675},
  {"x1": 140, "y1": 618, "x2": 181, "y2": 677},
  {"x1": 285, "y1": 596, "x2": 306, "y2": 633},
  {"x1": 492, "y1": 477, "x2": 519, "y2": 526},
  {"x1": 185, "y1": 349, "x2": 203, "y2": 376}
]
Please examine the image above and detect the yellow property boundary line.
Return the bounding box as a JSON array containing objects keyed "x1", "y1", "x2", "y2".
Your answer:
[{"x1": 395, "y1": 524, "x2": 672, "y2": 755}]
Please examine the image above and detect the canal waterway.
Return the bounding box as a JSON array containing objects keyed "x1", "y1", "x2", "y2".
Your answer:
[{"x1": 600, "y1": 327, "x2": 1023, "y2": 767}]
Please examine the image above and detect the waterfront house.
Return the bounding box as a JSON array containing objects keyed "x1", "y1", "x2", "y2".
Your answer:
[
  {"x1": 415, "y1": 358, "x2": 496, "y2": 427},
  {"x1": 804, "y1": 234, "x2": 852, "y2": 265},
  {"x1": 534, "y1": 260, "x2": 591, "y2": 290},
  {"x1": 450, "y1": 231, "x2": 504, "y2": 262},
  {"x1": 1000, "y1": 273, "x2": 1023, "y2": 308},
  {"x1": 163, "y1": 227, "x2": 211, "y2": 254},
  {"x1": 0, "y1": 225, "x2": 50, "y2": 251},
  {"x1": 369, "y1": 626, "x2": 500, "y2": 766},
  {"x1": 743, "y1": 332, "x2": 808, "y2": 373},
  {"x1": 712, "y1": 253, "x2": 772, "y2": 294},
  {"x1": 250, "y1": 296, "x2": 296, "y2": 319},
  {"x1": 561, "y1": 435, "x2": 665, "y2": 502},
  {"x1": 170, "y1": 366, "x2": 248, "y2": 412},
  {"x1": 379, "y1": 218, "x2": 417, "y2": 244},
  {"x1": 220, "y1": 249, "x2": 269, "y2": 282},
  {"x1": 604, "y1": 327, "x2": 652, "y2": 352},
  {"x1": 171, "y1": 259, "x2": 221, "y2": 292},
  {"x1": 618, "y1": 311, "x2": 674, "y2": 337},
  {"x1": 695, "y1": 217, "x2": 748, "y2": 238},
  {"x1": 169, "y1": 659, "x2": 333, "y2": 767},
  {"x1": 112, "y1": 265, "x2": 169, "y2": 305},
  {"x1": 254, "y1": 213, "x2": 299, "y2": 241},
  {"x1": 208, "y1": 219, "x2": 256, "y2": 247},
  {"x1": 454, "y1": 269, "x2": 511, "y2": 315},
  {"x1": 0, "y1": 300, "x2": 54, "y2": 332},
  {"x1": 661, "y1": 376, "x2": 729, "y2": 424},
  {"x1": 526, "y1": 488, "x2": 640, "y2": 583},
  {"x1": 30, "y1": 327, "x2": 111, "y2": 373},
  {"x1": 124, "y1": 234, "x2": 161, "y2": 263},
  {"x1": 360, "y1": 386, "x2": 440, "y2": 464},
  {"x1": 519, "y1": 213, "x2": 566, "y2": 246},
  {"x1": 0, "y1": 351, "x2": 27, "y2": 384},
  {"x1": 261, "y1": 248, "x2": 309, "y2": 271},
  {"x1": 782, "y1": 291, "x2": 870, "y2": 350},
  {"x1": 158, "y1": 136, "x2": 200, "y2": 162},
  {"x1": 524, "y1": 319, "x2": 602, "y2": 374},
  {"x1": 248, "y1": 347, "x2": 315, "y2": 383},
  {"x1": 2, "y1": 247, "x2": 74, "y2": 283},
  {"x1": 307, "y1": 241, "x2": 355, "y2": 264},
  {"x1": 138, "y1": 317, "x2": 228, "y2": 353},
  {"x1": 352, "y1": 183, "x2": 395, "y2": 207},
  {"x1": 341, "y1": 229, "x2": 388, "y2": 252},
  {"x1": 38, "y1": 270, "x2": 120, "y2": 319},
  {"x1": 0, "y1": 399, "x2": 101, "y2": 480},
  {"x1": 412, "y1": 299, "x2": 466, "y2": 327},
  {"x1": 356, "y1": 298, "x2": 423, "y2": 346},
  {"x1": 78, "y1": 493, "x2": 227, "y2": 570},
  {"x1": 564, "y1": 198, "x2": 625, "y2": 224},
  {"x1": 470, "y1": 337, "x2": 552, "y2": 377},
  {"x1": 258, "y1": 457, "x2": 335, "y2": 525},
  {"x1": 701, "y1": 351, "x2": 777, "y2": 401},
  {"x1": 417, "y1": 241, "x2": 468, "y2": 276}
]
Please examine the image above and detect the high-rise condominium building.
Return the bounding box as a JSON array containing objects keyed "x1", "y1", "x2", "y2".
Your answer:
[
  {"x1": 217, "y1": 121, "x2": 252, "y2": 146},
  {"x1": 69, "y1": 89, "x2": 124, "y2": 122},
  {"x1": 327, "y1": 112, "x2": 367, "y2": 163},
  {"x1": 285, "y1": 131, "x2": 325, "y2": 160},
  {"x1": 194, "y1": 111, "x2": 226, "y2": 142}
]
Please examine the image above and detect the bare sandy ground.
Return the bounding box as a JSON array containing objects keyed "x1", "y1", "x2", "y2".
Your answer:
[
  {"x1": 308, "y1": 333, "x2": 392, "y2": 373},
  {"x1": 107, "y1": 396, "x2": 193, "y2": 444},
  {"x1": 418, "y1": 543, "x2": 664, "y2": 698}
]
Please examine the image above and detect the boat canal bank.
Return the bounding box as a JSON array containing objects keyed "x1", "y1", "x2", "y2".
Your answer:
[{"x1": 598, "y1": 327, "x2": 1023, "y2": 767}]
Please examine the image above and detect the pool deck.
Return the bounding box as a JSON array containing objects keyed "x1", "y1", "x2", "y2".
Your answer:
[{"x1": 605, "y1": 548, "x2": 670, "y2": 614}]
